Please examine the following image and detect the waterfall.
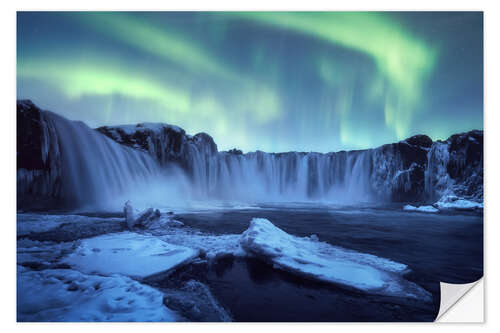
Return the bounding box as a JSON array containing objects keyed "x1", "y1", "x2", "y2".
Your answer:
[
  {"x1": 185, "y1": 150, "x2": 376, "y2": 203},
  {"x1": 45, "y1": 111, "x2": 164, "y2": 208},
  {"x1": 425, "y1": 141, "x2": 452, "y2": 201},
  {"x1": 18, "y1": 110, "x2": 194, "y2": 210},
  {"x1": 18, "y1": 109, "x2": 381, "y2": 208},
  {"x1": 18, "y1": 102, "x2": 482, "y2": 210}
]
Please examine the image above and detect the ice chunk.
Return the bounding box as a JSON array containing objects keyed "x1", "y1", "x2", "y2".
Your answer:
[
  {"x1": 240, "y1": 218, "x2": 431, "y2": 300},
  {"x1": 435, "y1": 195, "x2": 483, "y2": 210},
  {"x1": 403, "y1": 204, "x2": 439, "y2": 213},
  {"x1": 157, "y1": 230, "x2": 243, "y2": 261},
  {"x1": 17, "y1": 267, "x2": 178, "y2": 321},
  {"x1": 63, "y1": 232, "x2": 199, "y2": 278}
]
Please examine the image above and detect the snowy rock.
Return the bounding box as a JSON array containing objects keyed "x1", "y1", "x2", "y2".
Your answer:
[
  {"x1": 62, "y1": 232, "x2": 199, "y2": 278},
  {"x1": 446, "y1": 130, "x2": 483, "y2": 200},
  {"x1": 137, "y1": 213, "x2": 184, "y2": 230},
  {"x1": 123, "y1": 203, "x2": 163, "y2": 229},
  {"x1": 240, "y1": 218, "x2": 431, "y2": 300},
  {"x1": 225, "y1": 148, "x2": 243, "y2": 155},
  {"x1": 17, "y1": 267, "x2": 179, "y2": 321},
  {"x1": 403, "y1": 205, "x2": 439, "y2": 213},
  {"x1": 425, "y1": 131, "x2": 483, "y2": 202},
  {"x1": 135, "y1": 208, "x2": 160, "y2": 227},
  {"x1": 96, "y1": 122, "x2": 218, "y2": 173}
]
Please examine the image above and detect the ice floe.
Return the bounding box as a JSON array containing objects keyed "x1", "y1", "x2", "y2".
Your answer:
[
  {"x1": 435, "y1": 195, "x2": 483, "y2": 210},
  {"x1": 403, "y1": 205, "x2": 439, "y2": 213},
  {"x1": 63, "y1": 232, "x2": 199, "y2": 278},
  {"x1": 239, "y1": 218, "x2": 432, "y2": 301},
  {"x1": 17, "y1": 266, "x2": 178, "y2": 321}
]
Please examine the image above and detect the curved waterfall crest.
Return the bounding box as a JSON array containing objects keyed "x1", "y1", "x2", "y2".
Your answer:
[{"x1": 17, "y1": 100, "x2": 483, "y2": 210}]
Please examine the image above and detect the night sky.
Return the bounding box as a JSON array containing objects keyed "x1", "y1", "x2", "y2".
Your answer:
[{"x1": 17, "y1": 12, "x2": 483, "y2": 152}]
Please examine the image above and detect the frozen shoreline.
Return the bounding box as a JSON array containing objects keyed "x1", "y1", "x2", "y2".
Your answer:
[{"x1": 16, "y1": 210, "x2": 443, "y2": 321}]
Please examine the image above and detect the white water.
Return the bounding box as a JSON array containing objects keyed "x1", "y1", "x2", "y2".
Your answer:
[
  {"x1": 189, "y1": 151, "x2": 375, "y2": 204},
  {"x1": 21, "y1": 111, "x2": 432, "y2": 210},
  {"x1": 41, "y1": 112, "x2": 192, "y2": 210}
]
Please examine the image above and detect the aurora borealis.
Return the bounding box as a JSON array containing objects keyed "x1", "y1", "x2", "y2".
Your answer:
[{"x1": 17, "y1": 12, "x2": 483, "y2": 152}]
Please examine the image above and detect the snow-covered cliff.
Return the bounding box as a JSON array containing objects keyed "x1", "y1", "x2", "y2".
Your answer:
[{"x1": 17, "y1": 100, "x2": 483, "y2": 209}]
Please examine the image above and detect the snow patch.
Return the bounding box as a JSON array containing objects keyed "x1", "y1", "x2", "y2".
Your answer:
[
  {"x1": 113, "y1": 123, "x2": 182, "y2": 136},
  {"x1": 63, "y1": 232, "x2": 199, "y2": 278},
  {"x1": 17, "y1": 267, "x2": 178, "y2": 321}
]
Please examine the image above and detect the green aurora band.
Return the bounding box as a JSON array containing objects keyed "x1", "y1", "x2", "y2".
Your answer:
[{"x1": 17, "y1": 12, "x2": 482, "y2": 152}]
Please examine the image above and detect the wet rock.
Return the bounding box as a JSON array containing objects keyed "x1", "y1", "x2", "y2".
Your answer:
[
  {"x1": 162, "y1": 280, "x2": 232, "y2": 321},
  {"x1": 226, "y1": 148, "x2": 243, "y2": 155},
  {"x1": 124, "y1": 201, "x2": 135, "y2": 229}
]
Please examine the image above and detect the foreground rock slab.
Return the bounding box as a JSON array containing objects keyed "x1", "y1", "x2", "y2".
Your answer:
[{"x1": 63, "y1": 232, "x2": 199, "y2": 278}]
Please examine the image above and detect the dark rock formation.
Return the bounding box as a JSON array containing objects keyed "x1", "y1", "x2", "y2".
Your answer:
[
  {"x1": 17, "y1": 100, "x2": 62, "y2": 209},
  {"x1": 226, "y1": 148, "x2": 243, "y2": 155},
  {"x1": 96, "y1": 123, "x2": 217, "y2": 179},
  {"x1": 370, "y1": 135, "x2": 433, "y2": 202},
  {"x1": 446, "y1": 130, "x2": 483, "y2": 200}
]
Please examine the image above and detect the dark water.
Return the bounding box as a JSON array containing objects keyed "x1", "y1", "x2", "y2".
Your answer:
[{"x1": 173, "y1": 204, "x2": 482, "y2": 322}]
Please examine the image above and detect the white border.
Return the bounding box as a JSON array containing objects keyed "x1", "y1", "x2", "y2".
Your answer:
[{"x1": 3, "y1": 1, "x2": 497, "y2": 331}]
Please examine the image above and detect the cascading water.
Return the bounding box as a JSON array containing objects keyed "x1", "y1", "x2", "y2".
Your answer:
[
  {"x1": 45, "y1": 111, "x2": 162, "y2": 208},
  {"x1": 18, "y1": 101, "x2": 483, "y2": 210},
  {"x1": 425, "y1": 141, "x2": 452, "y2": 201},
  {"x1": 18, "y1": 110, "x2": 383, "y2": 209},
  {"x1": 188, "y1": 150, "x2": 376, "y2": 203},
  {"x1": 26, "y1": 111, "x2": 192, "y2": 210}
]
